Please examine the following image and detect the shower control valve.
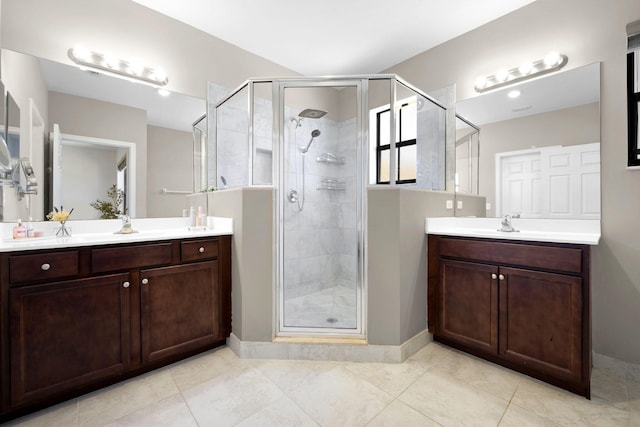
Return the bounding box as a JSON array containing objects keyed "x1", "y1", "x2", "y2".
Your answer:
[{"x1": 287, "y1": 189, "x2": 298, "y2": 203}]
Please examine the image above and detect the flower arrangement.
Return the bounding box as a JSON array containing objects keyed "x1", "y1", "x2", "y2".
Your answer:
[
  {"x1": 47, "y1": 206, "x2": 73, "y2": 223},
  {"x1": 47, "y1": 206, "x2": 73, "y2": 237}
]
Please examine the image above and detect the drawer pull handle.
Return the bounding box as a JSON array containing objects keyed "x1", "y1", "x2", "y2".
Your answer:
[
  {"x1": 41, "y1": 263, "x2": 51, "y2": 271},
  {"x1": 199, "y1": 246, "x2": 205, "y2": 253},
  {"x1": 499, "y1": 274, "x2": 505, "y2": 280},
  {"x1": 123, "y1": 281, "x2": 130, "y2": 288},
  {"x1": 491, "y1": 273, "x2": 497, "y2": 280},
  {"x1": 142, "y1": 278, "x2": 149, "y2": 285}
]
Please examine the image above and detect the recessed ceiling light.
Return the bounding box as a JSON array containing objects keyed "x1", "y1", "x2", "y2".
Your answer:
[{"x1": 507, "y1": 90, "x2": 521, "y2": 99}]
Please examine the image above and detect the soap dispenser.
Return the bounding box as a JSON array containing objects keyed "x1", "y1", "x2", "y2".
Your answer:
[{"x1": 13, "y1": 219, "x2": 26, "y2": 239}]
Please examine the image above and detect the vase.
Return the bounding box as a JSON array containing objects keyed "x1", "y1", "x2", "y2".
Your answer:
[{"x1": 55, "y1": 222, "x2": 71, "y2": 237}]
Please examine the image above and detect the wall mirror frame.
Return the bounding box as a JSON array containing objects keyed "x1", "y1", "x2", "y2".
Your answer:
[{"x1": 454, "y1": 62, "x2": 601, "y2": 220}]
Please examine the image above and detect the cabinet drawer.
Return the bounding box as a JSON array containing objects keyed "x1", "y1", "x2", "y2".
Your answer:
[
  {"x1": 439, "y1": 237, "x2": 582, "y2": 274},
  {"x1": 9, "y1": 251, "x2": 79, "y2": 284},
  {"x1": 181, "y1": 239, "x2": 219, "y2": 262},
  {"x1": 92, "y1": 243, "x2": 173, "y2": 273}
]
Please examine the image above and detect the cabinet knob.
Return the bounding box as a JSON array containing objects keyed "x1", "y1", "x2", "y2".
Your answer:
[
  {"x1": 491, "y1": 273, "x2": 497, "y2": 279},
  {"x1": 40, "y1": 263, "x2": 51, "y2": 271},
  {"x1": 142, "y1": 278, "x2": 149, "y2": 285},
  {"x1": 199, "y1": 247, "x2": 205, "y2": 253},
  {"x1": 499, "y1": 274, "x2": 505, "y2": 280},
  {"x1": 122, "y1": 281, "x2": 130, "y2": 288}
]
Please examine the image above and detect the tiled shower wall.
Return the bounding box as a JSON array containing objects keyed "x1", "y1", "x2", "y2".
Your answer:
[{"x1": 283, "y1": 114, "x2": 358, "y2": 300}]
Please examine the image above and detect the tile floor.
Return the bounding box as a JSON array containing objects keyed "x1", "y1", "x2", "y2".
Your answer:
[
  {"x1": 4, "y1": 342, "x2": 638, "y2": 426},
  {"x1": 284, "y1": 286, "x2": 357, "y2": 329}
]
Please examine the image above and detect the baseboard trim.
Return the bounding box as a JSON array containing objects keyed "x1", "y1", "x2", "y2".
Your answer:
[{"x1": 227, "y1": 329, "x2": 432, "y2": 363}]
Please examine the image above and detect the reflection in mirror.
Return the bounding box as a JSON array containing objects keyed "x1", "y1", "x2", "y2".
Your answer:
[
  {"x1": 455, "y1": 63, "x2": 600, "y2": 219},
  {"x1": 6, "y1": 92, "x2": 20, "y2": 161},
  {"x1": 1, "y1": 48, "x2": 206, "y2": 220},
  {"x1": 0, "y1": 81, "x2": 9, "y2": 172}
]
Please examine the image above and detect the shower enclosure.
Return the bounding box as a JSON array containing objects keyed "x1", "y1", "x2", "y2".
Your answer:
[{"x1": 211, "y1": 75, "x2": 448, "y2": 338}]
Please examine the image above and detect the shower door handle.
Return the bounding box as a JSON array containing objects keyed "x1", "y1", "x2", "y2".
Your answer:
[{"x1": 287, "y1": 189, "x2": 298, "y2": 203}]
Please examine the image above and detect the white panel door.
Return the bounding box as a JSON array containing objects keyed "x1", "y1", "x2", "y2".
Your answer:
[
  {"x1": 497, "y1": 151, "x2": 541, "y2": 217},
  {"x1": 540, "y1": 143, "x2": 600, "y2": 219}
]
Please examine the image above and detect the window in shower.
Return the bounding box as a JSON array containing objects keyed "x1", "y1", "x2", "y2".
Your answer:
[{"x1": 375, "y1": 101, "x2": 417, "y2": 184}]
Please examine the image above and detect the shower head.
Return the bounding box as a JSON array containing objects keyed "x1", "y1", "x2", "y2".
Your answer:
[
  {"x1": 298, "y1": 108, "x2": 327, "y2": 119},
  {"x1": 301, "y1": 129, "x2": 321, "y2": 154}
]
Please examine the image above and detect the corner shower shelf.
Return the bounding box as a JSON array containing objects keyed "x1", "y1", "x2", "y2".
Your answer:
[
  {"x1": 316, "y1": 153, "x2": 345, "y2": 165},
  {"x1": 317, "y1": 178, "x2": 346, "y2": 190}
]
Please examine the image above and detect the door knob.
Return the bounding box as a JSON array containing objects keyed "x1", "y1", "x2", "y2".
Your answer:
[
  {"x1": 199, "y1": 247, "x2": 205, "y2": 253},
  {"x1": 491, "y1": 273, "x2": 497, "y2": 279},
  {"x1": 498, "y1": 274, "x2": 505, "y2": 280},
  {"x1": 142, "y1": 278, "x2": 149, "y2": 285},
  {"x1": 123, "y1": 281, "x2": 130, "y2": 288},
  {"x1": 41, "y1": 263, "x2": 51, "y2": 271}
]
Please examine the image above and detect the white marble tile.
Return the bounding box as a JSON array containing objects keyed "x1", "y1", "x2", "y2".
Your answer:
[
  {"x1": 182, "y1": 367, "x2": 284, "y2": 426},
  {"x1": 250, "y1": 358, "x2": 339, "y2": 394},
  {"x1": 366, "y1": 399, "x2": 440, "y2": 426},
  {"x1": 102, "y1": 394, "x2": 197, "y2": 427},
  {"x1": 169, "y1": 346, "x2": 251, "y2": 392},
  {"x1": 399, "y1": 369, "x2": 509, "y2": 426},
  {"x1": 344, "y1": 359, "x2": 427, "y2": 397},
  {"x1": 287, "y1": 366, "x2": 393, "y2": 427},
  {"x1": 4, "y1": 399, "x2": 78, "y2": 427},
  {"x1": 426, "y1": 346, "x2": 522, "y2": 401},
  {"x1": 511, "y1": 378, "x2": 629, "y2": 426},
  {"x1": 78, "y1": 370, "x2": 180, "y2": 427},
  {"x1": 235, "y1": 396, "x2": 319, "y2": 427},
  {"x1": 591, "y1": 368, "x2": 628, "y2": 403},
  {"x1": 499, "y1": 403, "x2": 562, "y2": 426}
]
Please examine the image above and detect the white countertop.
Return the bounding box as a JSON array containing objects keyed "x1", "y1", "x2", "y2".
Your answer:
[
  {"x1": 0, "y1": 217, "x2": 233, "y2": 252},
  {"x1": 425, "y1": 217, "x2": 600, "y2": 245}
]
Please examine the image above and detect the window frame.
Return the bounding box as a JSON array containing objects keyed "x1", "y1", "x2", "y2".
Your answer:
[
  {"x1": 628, "y1": 51, "x2": 640, "y2": 167},
  {"x1": 375, "y1": 103, "x2": 417, "y2": 184}
]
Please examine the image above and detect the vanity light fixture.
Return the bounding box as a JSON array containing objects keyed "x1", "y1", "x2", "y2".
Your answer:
[
  {"x1": 68, "y1": 46, "x2": 168, "y2": 87},
  {"x1": 474, "y1": 51, "x2": 568, "y2": 93}
]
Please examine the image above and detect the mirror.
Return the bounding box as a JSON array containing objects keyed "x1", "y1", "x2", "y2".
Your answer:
[
  {"x1": 455, "y1": 63, "x2": 600, "y2": 219},
  {"x1": 0, "y1": 48, "x2": 206, "y2": 220},
  {"x1": 0, "y1": 80, "x2": 9, "y2": 172}
]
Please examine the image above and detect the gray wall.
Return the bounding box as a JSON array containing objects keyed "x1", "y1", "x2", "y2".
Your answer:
[
  {"x1": 49, "y1": 92, "x2": 148, "y2": 217},
  {"x1": 386, "y1": 0, "x2": 640, "y2": 364},
  {"x1": 206, "y1": 188, "x2": 274, "y2": 342},
  {"x1": 367, "y1": 187, "x2": 460, "y2": 345},
  {"x1": 146, "y1": 125, "x2": 192, "y2": 217}
]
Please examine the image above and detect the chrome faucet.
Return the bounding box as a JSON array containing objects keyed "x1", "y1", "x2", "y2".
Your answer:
[{"x1": 498, "y1": 214, "x2": 519, "y2": 232}]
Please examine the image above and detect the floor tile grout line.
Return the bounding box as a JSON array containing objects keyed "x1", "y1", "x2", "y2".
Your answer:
[{"x1": 170, "y1": 372, "x2": 202, "y2": 427}]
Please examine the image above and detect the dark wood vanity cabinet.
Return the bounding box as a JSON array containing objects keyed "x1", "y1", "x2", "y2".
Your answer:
[
  {"x1": 428, "y1": 235, "x2": 590, "y2": 398},
  {"x1": 0, "y1": 235, "x2": 231, "y2": 418}
]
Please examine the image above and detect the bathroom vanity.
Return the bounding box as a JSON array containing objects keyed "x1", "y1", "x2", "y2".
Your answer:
[
  {"x1": 426, "y1": 218, "x2": 599, "y2": 398},
  {"x1": 0, "y1": 223, "x2": 232, "y2": 420}
]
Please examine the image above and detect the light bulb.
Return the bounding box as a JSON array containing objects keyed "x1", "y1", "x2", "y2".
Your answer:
[
  {"x1": 474, "y1": 76, "x2": 487, "y2": 90},
  {"x1": 103, "y1": 53, "x2": 120, "y2": 69},
  {"x1": 518, "y1": 62, "x2": 533, "y2": 75},
  {"x1": 544, "y1": 51, "x2": 561, "y2": 67},
  {"x1": 495, "y1": 69, "x2": 509, "y2": 82},
  {"x1": 129, "y1": 60, "x2": 144, "y2": 76},
  {"x1": 153, "y1": 68, "x2": 167, "y2": 82},
  {"x1": 72, "y1": 45, "x2": 92, "y2": 61}
]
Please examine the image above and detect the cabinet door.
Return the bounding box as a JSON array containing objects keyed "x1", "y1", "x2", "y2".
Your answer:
[
  {"x1": 437, "y1": 259, "x2": 499, "y2": 353},
  {"x1": 10, "y1": 273, "x2": 131, "y2": 407},
  {"x1": 498, "y1": 267, "x2": 583, "y2": 382},
  {"x1": 140, "y1": 261, "x2": 220, "y2": 363}
]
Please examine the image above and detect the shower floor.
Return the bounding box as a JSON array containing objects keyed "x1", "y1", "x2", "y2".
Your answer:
[{"x1": 283, "y1": 285, "x2": 357, "y2": 329}]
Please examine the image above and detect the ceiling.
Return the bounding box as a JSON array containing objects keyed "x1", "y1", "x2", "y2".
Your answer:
[{"x1": 131, "y1": 0, "x2": 536, "y2": 76}]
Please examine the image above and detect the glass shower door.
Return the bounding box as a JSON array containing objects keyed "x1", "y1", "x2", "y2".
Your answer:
[{"x1": 279, "y1": 82, "x2": 363, "y2": 335}]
